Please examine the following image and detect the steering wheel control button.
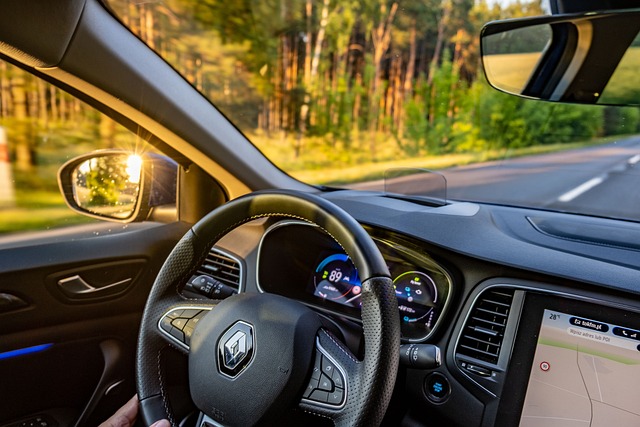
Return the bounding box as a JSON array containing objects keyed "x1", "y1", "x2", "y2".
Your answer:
[
  {"x1": 217, "y1": 321, "x2": 254, "y2": 378},
  {"x1": 318, "y1": 374, "x2": 333, "y2": 392},
  {"x1": 303, "y1": 344, "x2": 347, "y2": 408},
  {"x1": 160, "y1": 317, "x2": 173, "y2": 333},
  {"x1": 309, "y1": 390, "x2": 329, "y2": 403},
  {"x1": 321, "y1": 355, "x2": 336, "y2": 376},
  {"x1": 169, "y1": 326, "x2": 185, "y2": 342},
  {"x1": 304, "y1": 378, "x2": 318, "y2": 398},
  {"x1": 311, "y1": 354, "x2": 322, "y2": 380},
  {"x1": 331, "y1": 369, "x2": 344, "y2": 388},
  {"x1": 171, "y1": 318, "x2": 187, "y2": 330},
  {"x1": 424, "y1": 372, "x2": 451, "y2": 403},
  {"x1": 328, "y1": 387, "x2": 344, "y2": 405},
  {"x1": 183, "y1": 326, "x2": 194, "y2": 346},
  {"x1": 158, "y1": 307, "x2": 212, "y2": 349},
  {"x1": 180, "y1": 308, "x2": 202, "y2": 318}
]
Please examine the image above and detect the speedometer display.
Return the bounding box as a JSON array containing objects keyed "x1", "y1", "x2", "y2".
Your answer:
[
  {"x1": 308, "y1": 245, "x2": 451, "y2": 341},
  {"x1": 312, "y1": 253, "x2": 361, "y2": 308}
]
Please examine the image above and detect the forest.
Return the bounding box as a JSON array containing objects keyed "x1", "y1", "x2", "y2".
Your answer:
[
  {"x1": 0, "y1": 0, "x2": 639, "y2": 231},
  {"x1": 108, "y1": 0, "x2": 639, "y2": 171}
]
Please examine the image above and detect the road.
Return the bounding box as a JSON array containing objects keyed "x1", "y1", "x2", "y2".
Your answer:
[{"x1": 359, "y1": 136, "x2": 640, "y2": 221}]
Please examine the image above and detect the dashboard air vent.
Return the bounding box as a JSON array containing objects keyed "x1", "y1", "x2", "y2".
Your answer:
[
  {"x1": 196, "y1": 249, "x2": 242, "y2": 291},
  {"x1": 457, "y1": 288, "x2": 514, "y2": 365}
]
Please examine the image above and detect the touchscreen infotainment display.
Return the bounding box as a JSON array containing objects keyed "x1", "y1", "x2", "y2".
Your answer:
[{"x1": 519, "y1": 309, "x2": 640, "y2": 426}]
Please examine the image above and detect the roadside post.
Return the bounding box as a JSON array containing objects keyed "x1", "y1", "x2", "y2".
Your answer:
[{"x1": 0, "y1": 126, "x2": 15, "y2": 207}]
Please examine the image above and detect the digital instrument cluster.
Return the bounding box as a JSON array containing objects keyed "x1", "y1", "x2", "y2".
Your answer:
[
  {"x1": 258, "y1": 221, "x2": 452, "y2": 341},
  {"x1": 309, "y1": 249, "x2": 447, "y2": 340}
]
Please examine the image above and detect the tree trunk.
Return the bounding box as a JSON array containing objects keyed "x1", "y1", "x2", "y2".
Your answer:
[
  {"x1": 11, "y1": 72, "x2": 34, "y2": 171},
  {"x1": 368, "y1": 1, "x2": 398, "y2": 159},
  {"x1": 428, "y1": 0, "x2": 450, "y2": 86},
  {"x1": 297, "y1": 0, "x2": 330, "y2": 157},
  {"x1": 0, "y1": 62, "x2": 9, "y2": 117},
  {"x1": 37, "y1": 78, "x2": 48, "y2": 129},
  {"x1": 398, "y1": 22, "x2": 417, "y2": 139},
  {"x1": 49, "y1": 86, "x2": 58, "y2": 121}
]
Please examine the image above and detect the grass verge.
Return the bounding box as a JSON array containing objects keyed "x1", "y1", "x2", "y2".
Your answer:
[{"x1": 288, "y1": 137, "x2": 623, "y2": 185}]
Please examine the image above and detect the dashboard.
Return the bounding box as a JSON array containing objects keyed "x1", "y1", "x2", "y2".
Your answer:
[{"x1": 203, "y1": 190, "x2": 640, "y2": 427}]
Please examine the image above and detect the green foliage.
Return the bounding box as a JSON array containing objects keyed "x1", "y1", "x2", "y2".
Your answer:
[
  {"x1": 102, "y1": 0, "x2": 626, "y2": 169},
  {"x1": 603, "y1": 107, "x2": 640, "y2": 136},
  {"x1": 83, "y1": 157, "x2": 129, "y2": 206}
]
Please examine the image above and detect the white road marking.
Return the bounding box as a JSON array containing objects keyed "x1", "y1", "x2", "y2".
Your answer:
[
  {"x1": 558, "y1": 176, "x2": 605, "y2": 202},
  {"x1": 531, "y1": 377, "x2": 589, "y2": 399},
  {"x1": 592, "y1": 355, "x2": 603, "y2": 402},
  {"x1": 628, "y1": 154, "x2": 640, "y2": 165}
]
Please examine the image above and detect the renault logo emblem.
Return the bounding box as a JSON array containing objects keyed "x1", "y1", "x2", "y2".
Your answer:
[{"x1": 218, "y1": 321, "x2": 254, "y2": 377}]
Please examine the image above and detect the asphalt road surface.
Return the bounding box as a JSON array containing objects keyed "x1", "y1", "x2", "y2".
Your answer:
[{"x1": 360, "y1": 136, "x2": 640, "y2": 221}]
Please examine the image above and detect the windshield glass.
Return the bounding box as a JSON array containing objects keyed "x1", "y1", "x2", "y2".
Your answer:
[{"x1": 105, "y1": 0, "x2": 640, "y2": 222}]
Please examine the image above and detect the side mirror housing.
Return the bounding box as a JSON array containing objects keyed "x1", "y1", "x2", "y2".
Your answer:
[
  {"x1": 481, "y1": 9, "x2": 640, "y2": 106},
  {"x1": 58, "y1": 150, "x2": 177, "y2": 223}
]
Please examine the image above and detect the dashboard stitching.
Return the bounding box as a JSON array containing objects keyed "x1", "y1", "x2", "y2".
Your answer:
[{"x1": 321, "y1": 329, "x2": 359, "y2": 363}]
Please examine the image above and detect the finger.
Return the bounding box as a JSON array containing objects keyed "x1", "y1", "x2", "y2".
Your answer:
[
  {"x1": 98, "y1": 395, "x2": 139, "y2": 427},
  {"x1": 150, "y1": 420, "x2": 171, "y2": 427}
]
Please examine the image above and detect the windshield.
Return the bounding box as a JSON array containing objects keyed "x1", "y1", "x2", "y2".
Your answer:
[{"x1": 105, "y1": 0, "x2": 640, "y2": 222}]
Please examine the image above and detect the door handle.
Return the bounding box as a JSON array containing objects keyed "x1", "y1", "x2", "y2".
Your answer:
[
  {"x1": 0, "y1": 292, "x2": 28, "y2": 314},
  {"x1": 58, "y1": 275, "x2": 132, "y2": 299}
]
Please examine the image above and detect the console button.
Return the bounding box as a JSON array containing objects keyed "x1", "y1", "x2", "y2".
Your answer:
[{"x1": 424, "y1": 372, "x2": 450, "y2": 403}]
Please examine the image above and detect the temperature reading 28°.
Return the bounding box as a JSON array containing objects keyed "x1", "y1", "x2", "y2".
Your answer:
[
  {"x1": 394, "y1": 271, "x2": 437, "y2": 329},
  {"x1": 313, "y1": 253, "x2": 361, "y2": 308}
]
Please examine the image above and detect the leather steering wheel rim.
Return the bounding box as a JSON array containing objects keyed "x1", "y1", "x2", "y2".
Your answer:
[{"x1": 135, "y1": 189, "x2": 400, "y2": 426}]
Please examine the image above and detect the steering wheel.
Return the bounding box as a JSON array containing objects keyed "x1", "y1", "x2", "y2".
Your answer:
[{"x1": 136, "y1": 190, "x2": 400, "y2": 426}]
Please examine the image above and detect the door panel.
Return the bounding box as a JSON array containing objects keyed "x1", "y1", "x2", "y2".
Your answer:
[{"x1": 0, "y1": 221, "x2": 190, "y2": 426}]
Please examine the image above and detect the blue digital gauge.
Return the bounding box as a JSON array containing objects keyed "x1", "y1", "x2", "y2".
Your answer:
[
  {"x1": 394, "y1": 271, "x2": 437, "y2": 325},
  {"x1": 313, "y1": 253, "x2": 362, "y2": 308}
]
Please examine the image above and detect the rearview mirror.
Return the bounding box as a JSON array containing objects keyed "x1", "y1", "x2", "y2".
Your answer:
[
  {"x1": 58, "y1": 150, "x2": 177, "y2": 223},
  {"x1": 481, "y1": 9, "x2": 640, "y2": 106}
]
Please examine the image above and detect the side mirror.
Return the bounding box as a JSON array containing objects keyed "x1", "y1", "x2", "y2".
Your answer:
[
  {"x1": 481, "y1": 9, "x2": 640, "y2": 106},
  {"x1": 58, "y1": 150, "x2": 177, "y2": 223}
]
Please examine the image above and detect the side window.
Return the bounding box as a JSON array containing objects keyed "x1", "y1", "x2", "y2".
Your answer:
[{"x1": 0, "y1": 60, "x2": 156, "y2": 235}]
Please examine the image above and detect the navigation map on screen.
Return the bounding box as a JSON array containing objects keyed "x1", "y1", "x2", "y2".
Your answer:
[{"x1": 519, "y1": 309, "x2": 640, "y2": 427}]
